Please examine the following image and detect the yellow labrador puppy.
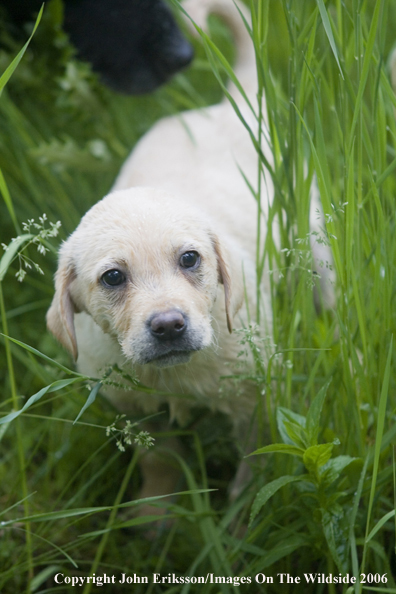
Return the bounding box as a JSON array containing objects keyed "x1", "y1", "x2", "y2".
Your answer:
[
  {"x1": 48, "y1": 0, "x2": 264, "y2": 419},
  {"x1": 47, "y1": 0, "x2": 331, "y2": 504}
]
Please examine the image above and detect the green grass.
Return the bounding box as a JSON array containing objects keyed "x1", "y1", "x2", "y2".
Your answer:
[{"x1": 0, "y1": 0, "x2": 396, "y2": 592}]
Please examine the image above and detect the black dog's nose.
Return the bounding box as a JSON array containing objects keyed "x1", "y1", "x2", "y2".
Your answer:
[
  {"x1": 162, "y1": 39, "x2": 194, "y2": 74},
  {"x1": 150, "y1": 310, "x2": 186, "y2": 341}
]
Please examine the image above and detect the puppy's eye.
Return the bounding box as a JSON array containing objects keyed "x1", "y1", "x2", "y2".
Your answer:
[
  {"x1": 101, "y1": 269, "x2": 126, "y2": 287},
  {"x1": 180, "y1": 251, "x2": 200, "y2": 269}
]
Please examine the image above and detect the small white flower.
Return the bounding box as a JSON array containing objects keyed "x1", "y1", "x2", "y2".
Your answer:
[
  {"x1": 34, "y1": 264, "x2": 44, "y2": 275},
  {"x1": 134, "y1": 431, "x2": 155, "y2": 449},
  {"x1": 37, "y1": 243, "x2": 48, "y2": 255}
]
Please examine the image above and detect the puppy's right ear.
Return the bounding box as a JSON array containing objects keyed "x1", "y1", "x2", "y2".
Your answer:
[
  {"x1": 47, "y1": 259, "x2": 78, "y2": 360},
  {"x1": 211, "y1": 234, "x2": 244, "y2": 334}
]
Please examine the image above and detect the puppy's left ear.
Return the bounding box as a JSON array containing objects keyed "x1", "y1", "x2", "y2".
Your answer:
[
  {"x1": 47, "y1": 256, "x2": 79, "y2": 360},
  {"x1": 211, "y1": 235, "x2": 244, "y2": 333}
]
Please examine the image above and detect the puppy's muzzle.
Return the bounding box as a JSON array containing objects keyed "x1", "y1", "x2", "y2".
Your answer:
[
  {"x1": 141, "y1": 309, "x2": 202, "y2": 368},
  {"x1": 149, "y1": 310, "x2": 186, "y2": 341}
]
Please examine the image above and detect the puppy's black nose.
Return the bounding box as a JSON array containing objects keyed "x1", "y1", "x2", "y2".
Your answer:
[{"x1": 150, "y1": 310, "x2": 186, "y2": 341}]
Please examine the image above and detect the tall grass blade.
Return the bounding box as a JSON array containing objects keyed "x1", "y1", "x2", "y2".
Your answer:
[
  {"x1": 0, "y1": 378, "x2": 82, "y2": 425},
  {"x1": 0, "y1": 169, "x2": 19, "y2": 233},
  {"x1": 315, "y1": 0, "x2": 344, "y2": 79},
  {"x1": 0, "y1": 6, "x2": 43, "y2": 95},
  {"x1": 0, "y1": 333, "x2": 88, "y2": 376}
]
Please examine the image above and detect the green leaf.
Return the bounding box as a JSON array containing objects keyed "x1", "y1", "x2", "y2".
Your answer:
[
  {"x1": 283, "y1": 420, "x2": 307, "y2": 449},
  {"x1": 249, "y1": 443, "x2": 305, "y2": 457},
  {"x1": 277, "y1": 407, "x2": 307, "y2": 447},
  {"x1": 322, "y1": 507, "x2": 349, "y2": 573},
  {"x1": 315, "y1": 0, "x2": 344, "y2": 79},
  {"x1": 73, "y1": 381, "x2": 102, "y2": 424},
  {"x1": 0, "y1": 234, "x2": 34, "y2": 281},
  {"x1": 306, "y1": 379, "x2": 331, "y2": 446},
  {"x1": 321, "y1": 455, "x2": 357, "y2": 486},
  {"x1": 0, "y1": 378, "x2": 82, "y2": 425},
  {"x1": 249, "y1": 475, "x2": 303, "y2": 526},
  {"x1": 303, "y1": 443, "x2": 333, "y2": 476}
]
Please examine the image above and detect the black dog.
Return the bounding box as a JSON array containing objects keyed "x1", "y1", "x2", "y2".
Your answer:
[{"x1": 1, "y1": 0, "x2": 194, "y2": 94}]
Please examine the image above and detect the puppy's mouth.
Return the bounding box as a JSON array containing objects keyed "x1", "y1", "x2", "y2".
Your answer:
[
  {"x1": 149, "y1": 350, "x2": 193, "y2": 368},
  {"x1": 138, "y1": 339, "x2": 203, "y2": 368}
]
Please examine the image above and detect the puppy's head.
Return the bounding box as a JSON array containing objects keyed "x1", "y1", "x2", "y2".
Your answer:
[{"x1": 47, "y1": 188, "x2": 243, "y2": 367}]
